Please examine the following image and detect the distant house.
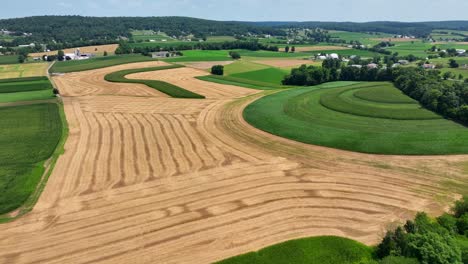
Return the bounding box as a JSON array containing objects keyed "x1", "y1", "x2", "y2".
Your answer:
[
  {"x1": 392, "y1": 63, "x2": 401, "y2": 68},
  {"x1": 398, "y1": 60, "x2": 409, "y2": 65},
  {"x1": 18, "y1": 43, "x2": 35, "y2": 48},
  {"x1": 351, "y1": 64, "x2": 363, "y2": 68},
  {"x1": 152, "y1": 51, "x2": 171, "y2": 58},
  {"x1": 328, "y1": 53, "x2": 339, "y2": 59},
  {"x1": 152, "y1": 51, "x2": 180, "y2": 59},
  {"x1": 456, "y1": 49, "x2": 466, "y2": 55},
  {"x1": 367, "y1": 63, "x2": 378, "y2": 69},
  {"x1": 423, "y1": 64, "x2": 436, "y2": 69},
  {"x1": 64, "y1": 49, "x2": 93, "y2": 60},
  {"x1": 316, "y1": 55, "x2": 327, "y2": 60}
]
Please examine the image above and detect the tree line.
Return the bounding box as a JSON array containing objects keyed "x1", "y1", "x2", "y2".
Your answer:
[
  {"x1": 375, "y1": 197, "x2": 468, "y2": 264},
  {"x1": 115, "y1": 41, "x2": 279, "y2": 55},
  {"x1": 283, "y1": 59, "x2": 468, "y2": 125}
]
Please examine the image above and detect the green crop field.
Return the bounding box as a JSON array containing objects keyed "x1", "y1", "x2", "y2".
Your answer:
[
  {"x1": 164, "y1": 50, "x2": 233, "y2": 62},
  {"x1": 224, "y1": 61, "x2": 270, "y2": 75},
  {"x1": 216, "y1": 236, "x2": 374, "y2": 264},
  {"x1": 0, "y1": 76, "x2": 52, "y2": 94},
  {"x1": 329, "y1": 30, "x2": 393, "y2": 45},
  {"x1": 0, "y1": 55, "x2": 19, "y2": 65},
  {"x1": 230, "y1": 67, "x2": 290, "y2": 85},
  {"x1": 0, "y1": 90, "x2": 54, "y2": 103},
  {"x1": 104, "y1": 64, "x2": 205, "y2": 98},
  {"x1": 206, "y1": 36, "x2": 237, "y2": 42},
  {"x1": 244, "y1": 82, "x2": 468, "y2": 155},
  {"x1": 238, "y1": 50, "x2": 308, "y2": 58},
  {"x1": 0, "y1": 103, "x2": 62, "y2": 215},
  {"x1": 0, "y1": 76, "x2": 54, "y2": 103},
  {"x1": 384, "y1": 42, "x2": 432, "y2": 57},
  {"x1": 50, "y1": 54, "x2": 155, "y2": 73}
]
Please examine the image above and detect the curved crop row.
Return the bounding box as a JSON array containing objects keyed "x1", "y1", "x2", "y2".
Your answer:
[
  {"x1": 244, "y1": 82, "x2": 468, "y2": 155},
  {"x1": 105, "y1": 65, "x2": 205, "y2": 99},
  {"x1": 318, "y1": 82, "x2": 440, "y2": 120}
]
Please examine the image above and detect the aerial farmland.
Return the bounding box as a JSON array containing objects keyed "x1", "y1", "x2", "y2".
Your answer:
[{"x1": 0, "y1": 3, "x2": 468, "y2": 264}]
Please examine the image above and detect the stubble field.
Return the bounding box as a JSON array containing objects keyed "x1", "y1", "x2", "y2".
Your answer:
[{"x1": 0, "y1": 61, "x2": 467, "y2": 264}]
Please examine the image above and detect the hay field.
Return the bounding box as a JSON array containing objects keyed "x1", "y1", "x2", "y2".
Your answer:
[
  {"x1": 29, "y1": 44, "x2": 118, "y2": 57},
  {"x1": 0, "y1": 63, "x2": 48, "y2": 79},
  {"x1": 0, "y1": 62, "x2": 466, "y2": 264}
]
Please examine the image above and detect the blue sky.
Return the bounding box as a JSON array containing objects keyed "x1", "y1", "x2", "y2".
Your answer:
[{"x1": 1, "y1": 0, "x2": 467, "y2": 21}]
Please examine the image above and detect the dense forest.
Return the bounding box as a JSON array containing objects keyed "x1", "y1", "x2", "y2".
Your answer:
[
  {"x1": 0, "y1": 16, "x2": 285, "y2": 47},
  {"x1": 2, "y1": 16, "x2": 468, "y2": 49}
]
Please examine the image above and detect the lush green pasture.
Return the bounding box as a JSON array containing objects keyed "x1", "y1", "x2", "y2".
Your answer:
[
  {"x1": 104, "y1": 64, "x2": 204, "y2": 98},
  {"x1": 0, "y1": 90, "x2": 54, "y2": 103},
  {"x1": 384, "y1": 42, "x2": 432, "y2": 57},
  {"x1": 238, "y1": 50, "x2": 308, "y2": 58},
  {"x1": 224, "y1": 61, "x2": 269, "y2": 75},
  {"x1": 319, "y1": 82, "x2": 440, "y2": 120},
  {"x1": 230, "y1": 67, "x2": 289, "y2": 85},
  {"x1": 197, "y1": 75, "x2": 283, "y2": 90},
  {"x1": 0, "y1": 76, "x2": 54, "y2": 103},
  {"x1": 0, "y1": 55, "x2": 19, "y2": 65},
  {"x1": 50, "y1": 54, "x2": 155, "y2": 73},
  {"x1": 0, "y1": 76, "x2": 52, "y2": 93},
  {"x1": 217, "y1": 236, "x2": 374, "y2": 264},
  {"x1": 131, "y1": 30, "x2": 175, "y2": 42},
  {"x1": 164, "y1": 50, "x2": 233, "y2": 62},
  {"x1": 0, "y1": 103, "x2": 62, "y2": 214},
  {"x1": 244, "y1": 82, "x2": 468, "y2": 155},
  {"x1": 206, "y1": 36, "x2": 237, "y2": 42},
  {"x1": 329, "y1": 30, "x2": 393, "y2": 45}
]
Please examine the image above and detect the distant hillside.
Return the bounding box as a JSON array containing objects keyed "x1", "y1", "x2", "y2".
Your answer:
[
  {"x1": 0, "y1": 16, "x2": 285, "y2": 46},
  {"x1": 246, "y1": 21, "x2": 468, "y2": 37}
]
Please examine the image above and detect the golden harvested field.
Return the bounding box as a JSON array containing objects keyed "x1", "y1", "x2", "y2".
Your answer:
[
  {"x1": 29, "y1": 44, "x2": 119, "y2": 57},
  {"x1": 0, "y1": 63, "x2": 48, "y2": 79},
  {"x1": 0, "y1": 61, "x2": 467, "y2": 264},
  {"x1": 281, "y1": 45, "x2": 351, "y2": 52}
]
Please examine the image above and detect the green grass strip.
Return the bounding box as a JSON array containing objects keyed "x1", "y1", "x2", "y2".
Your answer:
[
  {"x1": 104, "y1": 65, "x2": 205, "y2": 99},
  {"x1": 50, "y1": 55, "x2": 156, "y2": 73},
  {"x1": 216, "y1": 236, "x2": 374, "y2": 264}
]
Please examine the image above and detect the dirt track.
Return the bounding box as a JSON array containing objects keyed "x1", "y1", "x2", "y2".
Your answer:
[{"x1": 0, "y1": 61, "x2": 467, "y2": 264}]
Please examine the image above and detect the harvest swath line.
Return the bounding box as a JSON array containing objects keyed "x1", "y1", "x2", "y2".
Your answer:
[{"x1": 0, "y1": 61, "x2": 466, "y2": 264}]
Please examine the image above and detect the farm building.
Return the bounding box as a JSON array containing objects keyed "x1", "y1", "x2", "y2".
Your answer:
[
  {"x1": 64, "y1": 49, "x2": 93, "y2": 60},
  {"x1": 152, "y1": 51, "x2": 173, "y2": 58},
  {"x1": 398, "y1": 60, "x2": 409, "y2": 65},
  {"x1": 423, "y1": 64, "x2": 436, "y2": 69},
  {"x1": 328, "y1": 53, "x2": 339, "y2": 59},
  {"x1": 367, "y1": 63, "x2": 378, "y2": 69}
]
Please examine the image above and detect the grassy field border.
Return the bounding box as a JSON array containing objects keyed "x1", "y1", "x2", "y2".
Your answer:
[
  {"x1": 243, "y1": 82, "x2": 468, "y2": 155},
  {"x1": 216, "y1": 236, "x2": 375, "y2": 264},
  {"x1": 50, "y1": 55, "x2": 156, "y2": 73},
  {"x1": 104, "y1": 64, "x2": 205, "y2": 99},
  {"x1": 0, "y1": 100, "x2": 69, "y2": 223}
]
